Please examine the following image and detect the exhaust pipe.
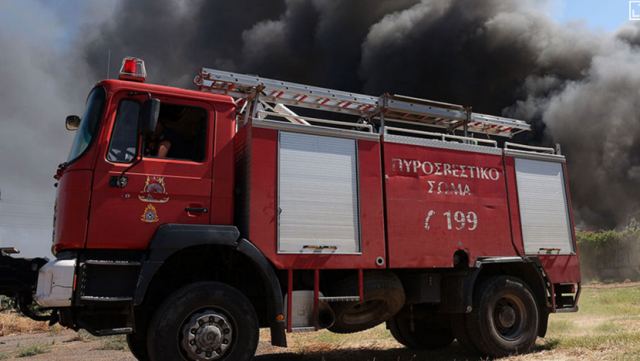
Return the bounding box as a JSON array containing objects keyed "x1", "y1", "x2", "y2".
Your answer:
[{"x1": 317, "y1": 300, "x2": 336, "y2": 329}]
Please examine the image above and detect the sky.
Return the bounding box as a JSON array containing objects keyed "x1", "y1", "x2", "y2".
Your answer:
[
  {"x1": 551, "y1": 0, "x2": 634, "y2": 32},
  {"x1": 0, "y1": 0, "x2": 639, "y2": 258}
]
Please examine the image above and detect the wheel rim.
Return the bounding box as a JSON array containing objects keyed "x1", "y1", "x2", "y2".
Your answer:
[
  {"x1": 180, "y1": 309, "x2": 234, "y2": 360},
  {"x1": 342, "y1": 299, "x2": 387, "y2": 325},
  {"x1": 491, "y1": 295, "x2": 526, "y2": 341}
]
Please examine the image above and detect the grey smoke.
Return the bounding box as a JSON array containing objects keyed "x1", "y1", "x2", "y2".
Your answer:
[
  {"x1": 1, "y1": 1, "x2": 639, "y2": 258},
  {"x1": 0, "y1": 1, "x2": 116, "y2": 257},
  {"x1": 85, "y1": 0, "x2": 639, "y2": 228}
]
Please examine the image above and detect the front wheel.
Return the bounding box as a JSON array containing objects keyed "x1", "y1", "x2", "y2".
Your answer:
[
  {"x1": 466, "y1": 276, "x2": 539, "y2": 357},
  {"x1": 127, "y1": 332, "x2": 149, "y2": 361},
  {"x1": 147, "y1": 281, "x2": 259, "y2": 361}
]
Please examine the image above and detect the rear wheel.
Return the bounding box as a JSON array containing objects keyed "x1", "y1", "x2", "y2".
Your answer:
[
  {"x1": 147, "y1": 281, "x2": 259, "y2": 361},
  {"x1": 466, "y1": 276, "x2": 539, "y2": 357},
  {"x1": 387, "y1": 306, "x2": 454, "y2": 350},
  {"x1": 328, "y1": 271, "x2": 405, "y2": 334}
]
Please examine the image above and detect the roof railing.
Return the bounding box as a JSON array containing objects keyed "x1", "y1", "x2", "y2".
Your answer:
[
  {"x1": 504, "y1": 142, "x2": 556, "y2": 154},
  {"x1": 384, "y1": 126, "x2": 498, "y2": 147}
]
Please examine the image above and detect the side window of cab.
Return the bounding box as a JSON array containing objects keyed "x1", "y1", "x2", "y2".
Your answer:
[
  {"x1": 144, "y1": 104, "x2": 207, "y2": 162},
  {"x1": 107, "y1": 100, "x2": 207, "y2": 163}
]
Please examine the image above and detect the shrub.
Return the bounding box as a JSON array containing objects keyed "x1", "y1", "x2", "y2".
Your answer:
[{"x1": 577, "y1": 220, "x2": 640, "y2": 282}]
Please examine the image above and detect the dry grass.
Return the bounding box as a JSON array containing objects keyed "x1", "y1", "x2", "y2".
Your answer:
[
  {"x1": 15, "y1": 344, "x2": 49, "y2": 358},
  {"x1": 269, "y1": 283, "x2": 640, "y2": 361},
  {"x1": 0, "y1": 284, "x2": 639, "y2": 360},
  {"x1": 0, "y1": 312, "x2": 52, "y2": 336}
]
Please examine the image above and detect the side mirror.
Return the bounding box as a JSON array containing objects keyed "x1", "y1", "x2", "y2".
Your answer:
[
  {"x1": 140, "y1": 98, "x2": 161, "y2": 135},
  {"x1": 65, "y1": 115, "x2": 81, "y2": 131}
]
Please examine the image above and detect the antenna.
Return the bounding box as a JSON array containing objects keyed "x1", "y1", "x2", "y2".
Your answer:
[{"x1": 106, "y1": 49, "x2": 111, "y2": 79}]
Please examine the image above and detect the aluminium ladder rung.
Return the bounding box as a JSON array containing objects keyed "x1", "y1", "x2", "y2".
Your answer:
[
  {"x1": 195, "y1": 68, "x2": 531, "y2": 137},
  {"x1": 196, "y1": 68, "x2": 378, "y2": 116},
  {"x1": 382, "y1": 94, "x2": 530, "y2": 137}
]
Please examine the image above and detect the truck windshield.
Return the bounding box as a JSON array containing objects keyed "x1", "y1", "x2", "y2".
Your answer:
[{"x1": 67, "y1": 87, "x2": 106, "y2": 163}]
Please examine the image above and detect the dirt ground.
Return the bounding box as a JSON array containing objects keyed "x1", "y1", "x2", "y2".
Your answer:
[{"x1": 0, "y1": 283, "x2": 639, "y2": 361}]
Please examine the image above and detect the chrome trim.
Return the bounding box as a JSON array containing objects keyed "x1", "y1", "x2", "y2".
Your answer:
[
  {"x1": 385, "y1": 126, "x2": 498, "y2": 147},
  {"x1": 252, "y1": 119, "x2": 380, "y2": 141},
  {"x1": 504, "y1": 142, "x2": 555, "y2": 154},
  {"x1": 504, "y1": 149, "x2": 566, "y2": 163},
  {"x1": 384, "y1": 134, "x2": 503, "y2": 155}
]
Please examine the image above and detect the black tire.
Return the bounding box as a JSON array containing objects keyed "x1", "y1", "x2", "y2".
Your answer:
[
  {"x1": 127, "y1": 333, "x2": 149, "y2": 361},
  {"x1": 387, "y1": 306, "x2": 454, "y2": 350},
  {"x1": 147, "y1": 281, "x2": 259, "y2": 361},
  {"x1": 451, "y1": 313, "x2": 479, "y2": 353},
  {"x1": 466, "y1": 276, "x2": 539, "y2": 358},
  {"x1": 328, "y1": 271, "x2": 405, "y2": 334}
]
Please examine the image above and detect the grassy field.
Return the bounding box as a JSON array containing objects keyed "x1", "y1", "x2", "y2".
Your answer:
[
  {"x1": 0, "y1": 283, "x2": 639, "y2": 360},
  {"x1": 261, "y1": 283, "x2": 640, "y2": 361}
]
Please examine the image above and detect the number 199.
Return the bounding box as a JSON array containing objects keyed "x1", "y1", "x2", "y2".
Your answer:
[{"x1": 443, "y1": 211, "x2": 478, "y2": 231}]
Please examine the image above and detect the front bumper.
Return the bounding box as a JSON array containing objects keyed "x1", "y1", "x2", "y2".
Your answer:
[{"x1": 34, "y1": 258, "x2": 76, "y2": 308}]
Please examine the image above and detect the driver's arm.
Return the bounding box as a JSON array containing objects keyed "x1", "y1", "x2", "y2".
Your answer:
[{"x1": 157, "y1": 140, "x2": 171, "y2": 158}]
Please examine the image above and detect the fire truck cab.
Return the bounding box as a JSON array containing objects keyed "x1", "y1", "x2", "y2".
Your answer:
[{"x1": 1, "y1": 57, "x2": 580, "y2": 361}]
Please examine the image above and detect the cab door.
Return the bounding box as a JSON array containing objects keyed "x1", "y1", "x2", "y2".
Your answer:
[{"x1": 87, "y1": 92, "x2": 214, "y2": 250}]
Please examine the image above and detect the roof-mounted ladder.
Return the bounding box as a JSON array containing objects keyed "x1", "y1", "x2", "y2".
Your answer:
[
  {"x1": 195, "y1": 68, "x2": 531, "y2": 138},
  {"x1": 195, "y1": 68, "x2": 378, "y2": 116}
]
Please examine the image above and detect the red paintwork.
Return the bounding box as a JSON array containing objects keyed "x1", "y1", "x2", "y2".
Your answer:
[
  {"x1": 210, "y1": 102, "x2": 236, "y2": 225},
  {"x1": 503, "y1": 156, "x2": 526, "y2": 257},
  {"x1": 53, "y1": 80, "x2": 236, "y2": 252},
  {"x1": 383, "y1": 141, "x2": 516, "y2": 268},
  {"x1": 52, "y1": 77, "x2": 580, "y2": 297},
  {"x1": 52, "y1": 170, "x2": 93, "y2": 253},
  {"x1": 286, "y1": 269, "x2": 293, "y2": 332},
  {"x1": 242, "y1": 126, "x2": 386, "y2": 270},
  {"x1": 539, "y1": 255, "x2": 581, "y2": 283}
]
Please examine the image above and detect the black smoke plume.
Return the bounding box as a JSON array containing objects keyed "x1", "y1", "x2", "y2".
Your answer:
[{"x1": 84, "y1": 0, "x2": 640, "y2": 228}]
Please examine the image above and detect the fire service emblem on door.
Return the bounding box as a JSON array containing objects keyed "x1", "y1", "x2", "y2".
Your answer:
[
  {"x1": 140, "y1": 204, "x2": 159, "y2": 223},
  {"x1": 138, "y1": 176, "x2": 170, "y2": 203}
]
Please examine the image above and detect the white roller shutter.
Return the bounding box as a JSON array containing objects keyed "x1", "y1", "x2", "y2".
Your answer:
[
  {"x1": 515, "y1": 158, "x2": 574, "y2": 255},
  {"x1": 278, "y1": 132, "x2": 360, "y2": 254}
]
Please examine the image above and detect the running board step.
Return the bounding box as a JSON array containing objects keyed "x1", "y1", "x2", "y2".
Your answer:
[
  {"x1": 290, "y1": 327, "x2": 316, "y2": 333},
  {"x1": 93, "y1": 327, "x2": 133, "y2": 336},
  {"x1": 83, "y1": 260, "x2": 141, "y2": 267},
  {"x1": 318, "y1": 296, "x2": 360, "y2": 302},
  {"x1": 80, "y1": 296, "x2": 133, "y2": 302}
]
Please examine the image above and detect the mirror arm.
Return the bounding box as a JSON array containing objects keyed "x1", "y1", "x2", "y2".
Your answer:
[{"x1": 112, "y1": 134, "x2": 144, "y2": 188}]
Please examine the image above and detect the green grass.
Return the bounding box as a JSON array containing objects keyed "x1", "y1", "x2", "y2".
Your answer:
[
  {"x1": 593, "y1": 320, "x2": 618, "y2": 333},
  {"x1": 547, "y1": 319, "x2": 575, "y2": 333},
  {"x1": 534, "y1": 285, "x2": 640, "y2": 359},
  {"x1": 576, "y1": 286, "x2": 640, "y2": 316},
  {"x1": 15, "y1": 344, "x2": 49, "y2": 357},
  {"x1": 549, "y1": 332, "x2": 640, "y2": 350},
  {"x1": 283, "y1": 284, "x2": 640, "y2": 360}
]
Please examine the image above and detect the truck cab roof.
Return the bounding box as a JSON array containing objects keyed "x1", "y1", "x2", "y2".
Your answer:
[{"x1": 97, "y1": 79, "x2": 237, "y2": 107}]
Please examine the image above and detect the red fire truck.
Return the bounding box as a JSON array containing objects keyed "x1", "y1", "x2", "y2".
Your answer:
[{"x1": 0, "y1": 57, "x2": 580, "y2": 361}]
